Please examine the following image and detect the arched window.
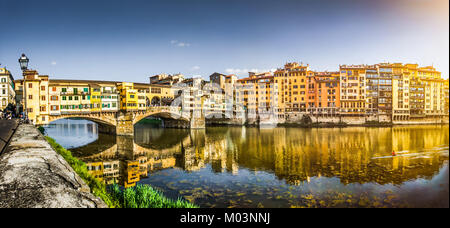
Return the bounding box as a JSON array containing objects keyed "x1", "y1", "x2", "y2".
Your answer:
[{"x1": 151, "y1": 96, "x2": 161, "y2": 106}]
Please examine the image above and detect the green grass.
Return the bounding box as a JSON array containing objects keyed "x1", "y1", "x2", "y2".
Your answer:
[
  {"x1": 44, "y1": 135, "x2": 198, "y2": 208},
  {"x1": 108, "y1": 184, "x2": 199, "y2": 208}
]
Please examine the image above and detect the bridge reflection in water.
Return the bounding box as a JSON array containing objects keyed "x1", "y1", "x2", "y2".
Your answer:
[{"x1": 47, "y1": 120, "x2": 449, "y2": 207}]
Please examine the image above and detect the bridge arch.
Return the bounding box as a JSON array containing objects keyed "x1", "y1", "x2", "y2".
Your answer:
[
  {"x1": 133, "y1": 109, "x2": 190, "y2": 126},
  {"x1": 133, "y1": 107, "x2": 190, "y2": 128},
  {"x1": 47, "y1": 112, "x2": 117, "y2": 134}
]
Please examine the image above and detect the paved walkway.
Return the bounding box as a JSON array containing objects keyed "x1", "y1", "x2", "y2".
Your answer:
[{"x1": 0, "y1": 124, "x2": 107, "y2": 208}]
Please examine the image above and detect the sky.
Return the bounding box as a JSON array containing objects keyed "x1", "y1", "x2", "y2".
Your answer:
[{"x1": 0, "y1": 0, "x2": 448, "y2": 82}]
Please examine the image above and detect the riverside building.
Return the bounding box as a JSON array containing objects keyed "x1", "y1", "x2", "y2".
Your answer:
[
  {"x1": 11, "y1": 61, "x2": 448, "y2": 126},
  {"x1": 0, "y1": 66, "x2": 15, "y2": 111},
  {"x1": 236, "y1": 72, "x2": 275, "y2": 120}
]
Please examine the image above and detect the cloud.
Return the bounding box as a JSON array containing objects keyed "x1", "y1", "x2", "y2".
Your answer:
[
  {"x1": 225, "y1": 68, "x2": 276, "y2": 75},
  {"x1": 190, "y1": 66, "x2": 200, "y2": 71},
  {"x1": 177, "y1": 42, "x2": 190, "y2": 47},
  {"x1": 51, "y1": 61, "x2": 57, "y2": 65},
  {"x1": 170, "y1": 40, "x2": 191, "y2": 47},
  {"x1": 225, "y1": 68, "x2": 247, "y2": 74}
]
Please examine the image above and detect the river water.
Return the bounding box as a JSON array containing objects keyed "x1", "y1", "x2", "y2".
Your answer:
[{"x1": 44, "y1": 119, "x2": 449, "y2": 208}]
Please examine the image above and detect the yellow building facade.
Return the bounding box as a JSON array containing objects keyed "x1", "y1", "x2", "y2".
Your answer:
[
  {"x1": 118, "y1": 82, "x2": 138, "y2": 111},
  {"x1": 236, "y1": 72, "x2": 275, "y2": 118},
  {"x1": 339, "y1": 65, "x2": 366, "y2": 116},
  {"x1": 274, "y1": 63, "x2": 313, "y2": 113}
]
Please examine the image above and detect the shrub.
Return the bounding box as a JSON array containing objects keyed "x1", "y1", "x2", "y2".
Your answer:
[{"x1": 108, "y1": 184, "x2": 199, "y2": 208}]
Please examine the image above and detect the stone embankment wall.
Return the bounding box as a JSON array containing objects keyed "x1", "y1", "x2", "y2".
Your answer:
[
  {"x1": 0, "y1": 124, "x2": 107, "y2": 208},
  {"x1": 206, "y1": 113, "x2": 449, "y2": 126},
  {"x1": 393, "y1": 118, "x2": 449, "y2": 125}
]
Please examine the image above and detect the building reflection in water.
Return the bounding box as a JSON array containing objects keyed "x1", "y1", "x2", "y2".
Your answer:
[{"x1": 66, "y1": 123, "x2": 449, "y2": 189}]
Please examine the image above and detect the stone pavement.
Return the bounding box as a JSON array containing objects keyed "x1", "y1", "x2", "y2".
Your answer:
[{"x1": 0, "y1": 124, "x2": 107, "y2": 208}]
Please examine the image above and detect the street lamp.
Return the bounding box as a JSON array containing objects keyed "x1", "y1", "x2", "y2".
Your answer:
[
  {"x1": 18, "y1": 53, "x2": 29, "y2": 122},
  {"x1": 18, "y1": 53, "x2": 29, "y2": 71}
]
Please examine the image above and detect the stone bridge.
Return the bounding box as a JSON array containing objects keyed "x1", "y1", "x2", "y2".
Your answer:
[{"x1": 46, "y1": 106, "x2": 204, "y2": 136}]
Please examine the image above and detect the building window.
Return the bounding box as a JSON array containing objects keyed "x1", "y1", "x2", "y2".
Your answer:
[
  {"x1": 41, "y1": 86, "x2": 45, "y2": 91},
  {"x1": 41, "y1": 96, "x2": 46, "y2": 101},
  {"x1": 151, "y1": 88, "x2": 162, "y2": 94},
  {"x1": 52, "y1": 87, "x2": 57, "y2": 92},
  {"x1": 62, "y1": 88, "x2": 67, "y2": 92},
  {"x1": 28, "y1": 83, "x2": 32, "y2": 88},
  {"x1": 28, "y1": 95, "x2": 33, "y2": 99}
]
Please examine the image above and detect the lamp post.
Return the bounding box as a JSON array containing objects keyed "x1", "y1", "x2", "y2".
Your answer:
[
  {"x1": 18, "y1": 53, "x2": 29, "y2": 122},
  {"x1": 19, "y1": 53, "x2": 29, "y2": 71}
]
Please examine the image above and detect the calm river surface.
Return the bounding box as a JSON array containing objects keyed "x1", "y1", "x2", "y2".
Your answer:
[{"x1": 44, "y1": 119, "x2": 449, "y2": 208}]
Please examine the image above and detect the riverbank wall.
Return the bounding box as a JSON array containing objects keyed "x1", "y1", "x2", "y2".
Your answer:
[
  {"x1": 0, "y1": 124, "x2": 107, "y2": 208},
  {"x1": 205, "y1": 114, "x2": 449, "y2": 127}
]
